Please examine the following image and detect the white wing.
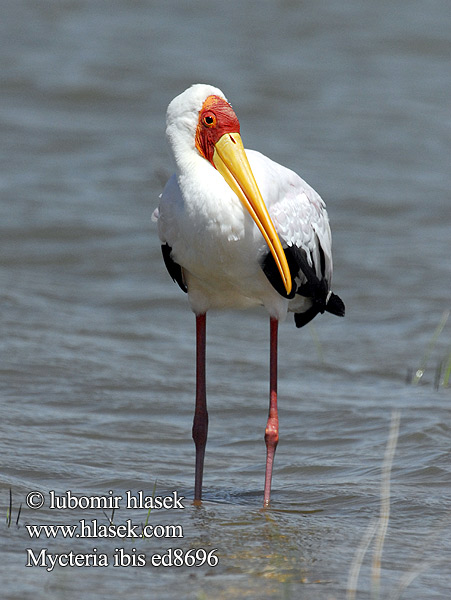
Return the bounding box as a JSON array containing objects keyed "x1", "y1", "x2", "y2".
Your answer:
[{"x1": 247, "y1": 150, "x2": 333, "y2": 286}]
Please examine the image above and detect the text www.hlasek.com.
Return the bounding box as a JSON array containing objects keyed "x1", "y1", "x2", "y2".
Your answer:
[{"x1": 26, "y1": 519, "x2": 182, "y2": 540}]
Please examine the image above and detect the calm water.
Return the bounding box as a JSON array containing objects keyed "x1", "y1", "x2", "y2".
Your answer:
[{"x1": 1, "y1": 1, "x2": 450, "y2": 598}]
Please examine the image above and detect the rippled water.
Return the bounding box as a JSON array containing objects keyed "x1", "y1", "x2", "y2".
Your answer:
[{"x1": 1, "y1": 1, "x2": 450, "y2": 598}]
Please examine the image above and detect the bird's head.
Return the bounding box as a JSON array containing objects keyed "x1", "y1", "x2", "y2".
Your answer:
[
  {"x1": 194, "y1": 94, "x2": 240, "y2": 164},
  {"x1": 166, "y1": 84, "x2": 292, "y2": 295}
]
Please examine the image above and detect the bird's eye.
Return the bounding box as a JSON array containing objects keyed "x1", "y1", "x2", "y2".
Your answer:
[{"x1": 202, "y1": 113, "x2": 216, "y2": 128}]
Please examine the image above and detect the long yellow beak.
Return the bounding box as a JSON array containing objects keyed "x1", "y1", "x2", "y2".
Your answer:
[{"x1": 212, "y1": 133, "x2": 292, "y2": 295}]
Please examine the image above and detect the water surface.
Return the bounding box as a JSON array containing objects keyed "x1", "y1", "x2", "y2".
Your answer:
[{"x1": 1, "y1": 1, "x2": 450, "y2": 598}]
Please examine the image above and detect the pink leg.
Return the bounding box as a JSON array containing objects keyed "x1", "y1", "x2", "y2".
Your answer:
[
  {"x1": 192, "y1": 313, "x2": 208, "y2": 504},
  {"x1": 263, "y1": 317, "x2": 279, "y2": 506}
]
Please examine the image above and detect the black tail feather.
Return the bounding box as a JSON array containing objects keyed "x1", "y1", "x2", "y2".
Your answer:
[
  {"x1": 294, "y1": 306, "x2": 321, "y2": 328},
  {"x1": 294, "y1": 293, "x2": 345, "y2": 328},
  {"x1": 326, "y1": 292, "x2": 345, "y2": 317}
]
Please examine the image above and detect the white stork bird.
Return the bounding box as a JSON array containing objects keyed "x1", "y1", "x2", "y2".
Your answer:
[{"x1": 153, "y1": 84, "x2": 344, "y2": 506}]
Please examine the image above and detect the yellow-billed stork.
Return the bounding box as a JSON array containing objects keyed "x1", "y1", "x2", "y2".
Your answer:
[{"x1": 153, "y1": 84, "x2": 345, "y2": 506}]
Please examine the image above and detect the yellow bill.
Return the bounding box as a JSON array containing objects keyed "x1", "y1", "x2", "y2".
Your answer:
[{"x1": 212, "y1": 133, "x2": 292, "y2": 295}]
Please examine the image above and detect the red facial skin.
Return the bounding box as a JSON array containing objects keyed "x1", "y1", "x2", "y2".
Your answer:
[{"x1": 195, "y1": 95, "x2": 240, "y2": 164}]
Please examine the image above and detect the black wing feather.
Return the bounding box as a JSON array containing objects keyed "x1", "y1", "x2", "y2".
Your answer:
[
  {"x1": 261, "y1": 244, "x2": 345, "y2": 328},
  {"x1": 161, "y1": 243, "x2": 187, "y2": 293}
]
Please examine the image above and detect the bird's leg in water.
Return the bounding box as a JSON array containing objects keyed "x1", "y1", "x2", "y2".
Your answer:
[
  {"x1": 193, "y1": 313, "x2": 208, "y2": 504},
  {"x1": 264, "y1": 316, "x2": 279, "y2": 506}
]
